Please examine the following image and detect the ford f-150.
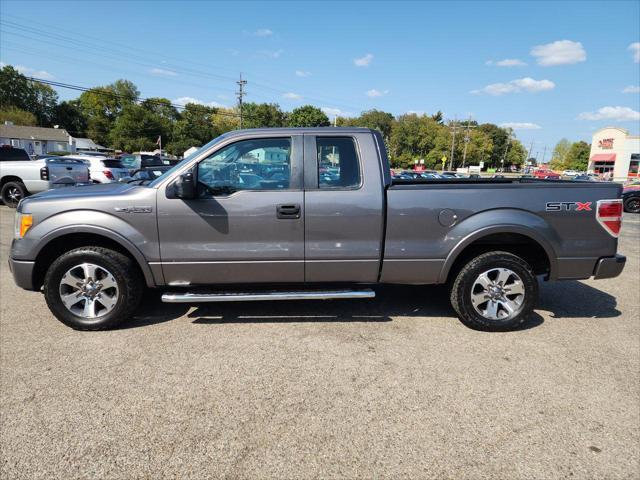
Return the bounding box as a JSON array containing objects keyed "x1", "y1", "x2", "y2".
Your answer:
[{"x1": 9, "y1": 128, "x2": 626, "y2": 331}]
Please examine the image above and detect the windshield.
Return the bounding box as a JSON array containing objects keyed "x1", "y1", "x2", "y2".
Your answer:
[{"x1": 147, "y1": 133, "x2": 229, "y2": 188}]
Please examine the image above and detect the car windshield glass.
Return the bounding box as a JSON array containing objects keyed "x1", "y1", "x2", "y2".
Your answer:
[
  {"x1": 148, "y1": 134, "x2": 228, "y2": 188},
  {"x1": 102, "y1": 159, "x2": 125, "y2": 168}
]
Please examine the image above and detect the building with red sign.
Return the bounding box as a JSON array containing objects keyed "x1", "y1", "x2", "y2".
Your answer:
[{"x1": 588, "y1": 127, "x2": 639, "y2": 181}]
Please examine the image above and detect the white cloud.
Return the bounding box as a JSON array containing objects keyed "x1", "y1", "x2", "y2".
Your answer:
[
  {"x1": 354, "y1": 53, "x2": 374, "y2": 67},
  {"x1": 295, "y1": 70, "x2": 311, "y2": 77},
  {"x1": 253, "y1": 28, "x2": 273, "y2": 37},
  {"x1": 256, "y1": 49, "x2": 283, "y2": 59},
  {"x1": 486, "y1": 58, "x2": 527, "y2": 67},
  {"x1": 173, "y1": 96, "x2": 224, "y2": 108},
  {"x1": 3, "y1": 63, "x2": 55, "y2": 80},
  {"x1": 366, "y1": 89, "x2": 389, "y2": 97},
  {"x1": 283, "y1": 92, "x2": 302, "y2": 100},
  {"x1": 629, "y1": 42, "x2": 640, "y2": 63},
  {"x1": 150, "y1": 68, "x2": 177, "y2": 77},
  {"x1": 499, "y1": 122, "x2": 542, "y2": 130},
  {"x1": 530, "y1": 40, "x2": 586, "y2": 66},
  {"x1": 471, "y1": 77, "x2": 555, "y2": 95},
  {"x1": 577, "y1": 106, "x2": 640, "y2": 121},
  {"x1": 321, "y1": 107, "x2": 354, "y2": 117},
  {"x1": 405, "y1": 110, "x2": 425, "y2": 116},
  {"x1": 622, "y1": 85, "x2": 640, "y2": 94}
]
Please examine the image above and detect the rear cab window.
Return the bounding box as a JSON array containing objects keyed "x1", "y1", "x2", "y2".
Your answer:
[
  {"x1": 0, "y1": 146, "x2": 31, "y2": 161},
  {"x1": 316, "y1": 137, "x2": 361, "y2": 189}
]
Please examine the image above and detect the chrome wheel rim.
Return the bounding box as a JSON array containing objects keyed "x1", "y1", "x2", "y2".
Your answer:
[
  {"x1": 59, "y1": 263, "x2": 119, "y2": 318},
  {"x1": 471, "y1": 268, "x2": 525, "y2": 320},
  {"x1": 6, "y1": 187, "x2": 22, "y2": 203}
]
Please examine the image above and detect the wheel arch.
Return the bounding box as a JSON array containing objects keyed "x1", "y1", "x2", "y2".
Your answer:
[
  {"x1": 32, "y1": 227, "x2": 158, "y2": 290},
  {"x1": 1, "y1": 175, "x2": 25, "y2": 187},
  {"x1": 440, "y1": 224, "x2": 557, "y2": 284}
]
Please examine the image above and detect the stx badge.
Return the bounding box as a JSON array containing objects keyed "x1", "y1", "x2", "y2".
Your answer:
[{"x1": 546, "y1": 201, "x2": 592, "y2": 212}]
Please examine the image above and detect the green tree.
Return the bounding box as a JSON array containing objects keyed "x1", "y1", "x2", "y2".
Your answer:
[
  {"x1": 506, "y1": 138, "x2": 527, "y2": 167},
  {"x1": 0, "y1": 65, "x2": 58, "y2": 126},
  {"x1": 168, "y1": 103, "x2": 220, "y2": 155},
  {"x1": 355, "y1": 109, "x2": 395, "y2": 140},
  {"x1": 78, "y1": 79, "x2": 140, "y2": 145},
  {"x1": 564, "y1": 141, "x2": 590, "y2": 171},
  {"x1": 241, "y1": 102, "x2": 286, "y2": 128},
  {"x1": 0, "y1": 107, "x2": 37, "y2": 126},
  {"x1": 108, "y1": 103, "x2": 166, "y2": 152},
  {"x1": 287, "y1": 105, "x2": 330, "y2": 127},
  {"x1": 431, "y1": 110, "x2": 444, "y2": 124},
  {"x1": 53, "y1": 100, "x2": 87, "y2": 135},
  {"x1": 549, "y1": 138, "x2": 572, "y2": 169},
  {"x1": 477, "y1": 123, "x2": 510, "y2": 169}
]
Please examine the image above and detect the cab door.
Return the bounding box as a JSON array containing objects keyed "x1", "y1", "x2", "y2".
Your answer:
[
  {"x1": 156, "y1": 134, "x2": 304, "y2": 286},
  {"x1": 303, "y1": 132, "x2": 385, "y2": 283}
]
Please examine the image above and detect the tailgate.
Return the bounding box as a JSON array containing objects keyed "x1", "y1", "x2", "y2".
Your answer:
[{"x1": 46, "y1": 158, "x2": 89, "y2": 184}]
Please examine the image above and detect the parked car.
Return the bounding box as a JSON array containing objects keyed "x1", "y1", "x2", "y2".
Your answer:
[
  {"x1": 9, "y1": 127, "x2": 625, "y2": 332},
  {"x1": 0, "y1": 145, "x2": 89, "y2": 207},
  {"x1": 562, "y1": 170, "x2": 581, "y2": 177},
  {"x1": 118, "y1": 153, "x2": 166, "y2": 173},
  {"x1": 544, "y1": 172, "x2": 561, "y2": 180},
  {"x1": 622, "y1": 182, "x2": 640, "y2": 213},
  {"x1": 127, "y1": 166, "x2": 172, "y2": 184},
  {"x1": 572, "y1": 174, "x2": 597, "y2": 182},
  {"x1": 61, "y1": 155, "x2": 130, "y2": 183}
]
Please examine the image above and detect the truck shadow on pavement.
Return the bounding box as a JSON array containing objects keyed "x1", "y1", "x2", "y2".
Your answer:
[
  {"x1": 124, "y1": 279, "x2": 621, "y2": 331},
  {"x1": 125, "y1": 280, "x2": 619, "y2": 330}
]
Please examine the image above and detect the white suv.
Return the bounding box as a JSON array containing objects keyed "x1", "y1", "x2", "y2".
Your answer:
[{"x1": 64, "y1": 155, "x2": 130, "y2": 183}]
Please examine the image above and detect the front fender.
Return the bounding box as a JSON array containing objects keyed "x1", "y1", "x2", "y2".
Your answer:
[
  {"x1": 438, "y1": 208, "x2": 560, "y2": 283},
  {"x1": 13, "y1": 210, "x2": 160, "y2": 287}
]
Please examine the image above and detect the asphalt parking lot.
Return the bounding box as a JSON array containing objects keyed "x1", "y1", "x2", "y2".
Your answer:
[{"x1": 1, "y1": 205, "x2": 638, "y2": 479}]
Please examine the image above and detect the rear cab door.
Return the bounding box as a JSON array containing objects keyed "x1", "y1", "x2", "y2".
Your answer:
[{"x1": 303, "y1": 130, "x2": 385, "y2": 283}]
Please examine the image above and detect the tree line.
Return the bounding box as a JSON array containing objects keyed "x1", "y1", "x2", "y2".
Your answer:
[{"x1": 0, "y1": 64, "x2": 570, "y2": 169}]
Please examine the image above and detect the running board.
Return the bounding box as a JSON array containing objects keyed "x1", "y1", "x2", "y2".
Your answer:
[{"x1": 161, "y1": 289, "x2": 375, "y2": 303}]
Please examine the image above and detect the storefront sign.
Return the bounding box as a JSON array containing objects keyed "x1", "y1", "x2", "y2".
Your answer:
[{"x1": 598, "y1": 138, "x2": 614, "y2": 149}]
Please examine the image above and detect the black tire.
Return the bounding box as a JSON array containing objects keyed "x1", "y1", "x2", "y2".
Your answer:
[
  {"x1": 624, "y1": 195, "x2": 640, "y2": 214},
  {"x1": 43, "y1": 247, "x2": 143, "y2": 331},
  {"x1": 450, "y1": 251, "x2": 538, "y2": 331},
  {"x1": 1, "y1": 181, "x2": 27, "y2": 208}
]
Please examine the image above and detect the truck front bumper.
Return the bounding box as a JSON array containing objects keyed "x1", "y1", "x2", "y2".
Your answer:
[
  {"x1": 593, "y1": 254, "x2": 626, "y2": 280},
  {"x1": 8, "y1": 258, "x2": 37, "y2": 291}
]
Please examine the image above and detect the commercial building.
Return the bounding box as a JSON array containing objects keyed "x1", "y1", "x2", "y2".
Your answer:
[
  {"x1": 0, "y1": 123, "x2": 77, "y2": 155},
  {"x1": 588, "y1": 127, "x2": 639, "y2": 181}
]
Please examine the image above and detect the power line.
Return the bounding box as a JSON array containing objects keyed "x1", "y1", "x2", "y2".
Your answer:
[{"x1": 25, "y1": 76, "x2": 246, "y2": 119}]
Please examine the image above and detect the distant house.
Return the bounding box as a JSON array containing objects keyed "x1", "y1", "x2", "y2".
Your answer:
[
  {"x1": 0, "y1": 122, "x2": 76, "y2": 155},
  {"x1": 74, "y1": 137, "x2": 111, "y2": 154}
]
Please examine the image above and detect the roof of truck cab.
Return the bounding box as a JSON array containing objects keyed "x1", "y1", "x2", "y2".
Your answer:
[{"x1": 223, "y1": 127, "x2": 375, "y2": 136}]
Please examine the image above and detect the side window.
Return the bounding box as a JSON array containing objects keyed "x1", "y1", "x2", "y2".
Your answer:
[
  {"x1": 317, "y1": 137, "x2": 361, "y2": 188},
  {"x1": 197, "y1": 138, "x2": 291, "y2": 193}
]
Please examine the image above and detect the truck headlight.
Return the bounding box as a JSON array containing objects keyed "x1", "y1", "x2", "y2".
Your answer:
[{"x1": 14, "y1": 213, "x2": 33, "y2": 239}]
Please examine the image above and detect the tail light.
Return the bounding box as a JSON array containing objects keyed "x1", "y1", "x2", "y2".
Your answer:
[
  {"x1": 40, "y1": 166, "x2": 49, "y2": 180},
  {"x1": 103, "y1": 170, "x2": 114, "y2": 180},
  {"x1": 596, "y1": 199, "x2": 623, "y2": 237}
]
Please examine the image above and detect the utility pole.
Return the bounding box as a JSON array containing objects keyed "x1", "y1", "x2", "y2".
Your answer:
[
  {"x1": 527, "y1": 140, "x2": 534, "y2": 160},
  {"x1": 501, "y1": 132, "x2": 512, "y2": 172},
  {"x1": 448, "y1": 116, "x2": 458, "y2": 171},
  {"x1": 461, "y1": 115, "x2": 477, "y2": 168},
  {"x1": 540, "y1": 145, "x2": 547, "y2": 164},
  {"x1": 236, "y1": 73, "x2": 247, "y2": 129}
]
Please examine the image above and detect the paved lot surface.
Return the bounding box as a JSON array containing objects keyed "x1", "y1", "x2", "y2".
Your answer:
[{"x1": 1, "y1": 205, "x2": 638, "y2": 479}]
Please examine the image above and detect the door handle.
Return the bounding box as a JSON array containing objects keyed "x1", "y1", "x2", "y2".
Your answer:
[{"x1": 276, "y1": 204, "x2": 301, "y2": 219}]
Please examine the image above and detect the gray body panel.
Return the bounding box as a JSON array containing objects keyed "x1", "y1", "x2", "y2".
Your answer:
[{"x1": 9, "y1": 127, "x2": 624, "y2": 292}]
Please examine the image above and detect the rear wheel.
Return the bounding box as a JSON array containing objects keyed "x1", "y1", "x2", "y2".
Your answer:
[
  {"x1": 1, "y1": 181, "x2": 27, "y2": 208},
  {"x1": 624, "y1": 195, "x2": 640, "y2": 214},
  {"x1": 43, "y1": 247, "x2": 143, "y2": 330},
  {"x1": 450, "y1": 251, "x2": 538, "y2": 331}
]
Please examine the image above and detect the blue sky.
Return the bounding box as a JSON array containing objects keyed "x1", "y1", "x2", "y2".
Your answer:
[{"x1": 1, "y1": 0, "x2": 639, "y2": 156}]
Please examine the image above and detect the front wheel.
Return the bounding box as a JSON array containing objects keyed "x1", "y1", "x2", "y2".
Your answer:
[
  {"x1": 43, "y1": 247, "x2": 143, "y2": 330},
  {"x1": 450, "y1": 251, "x2": 538, "y2": 331}
]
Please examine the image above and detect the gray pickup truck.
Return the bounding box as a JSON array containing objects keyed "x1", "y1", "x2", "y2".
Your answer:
[{"x1": 9, "y1": 128, "x2": 626, "y2": 331}]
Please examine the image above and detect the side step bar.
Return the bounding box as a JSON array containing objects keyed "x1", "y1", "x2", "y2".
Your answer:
[{"x1": 161, "y1": 289, "x2": 375, "y2": 303}]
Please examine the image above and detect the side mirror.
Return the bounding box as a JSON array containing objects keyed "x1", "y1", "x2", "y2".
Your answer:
[{"x1": 174, "y1": 170, "x2": 197, "y2": 199}]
